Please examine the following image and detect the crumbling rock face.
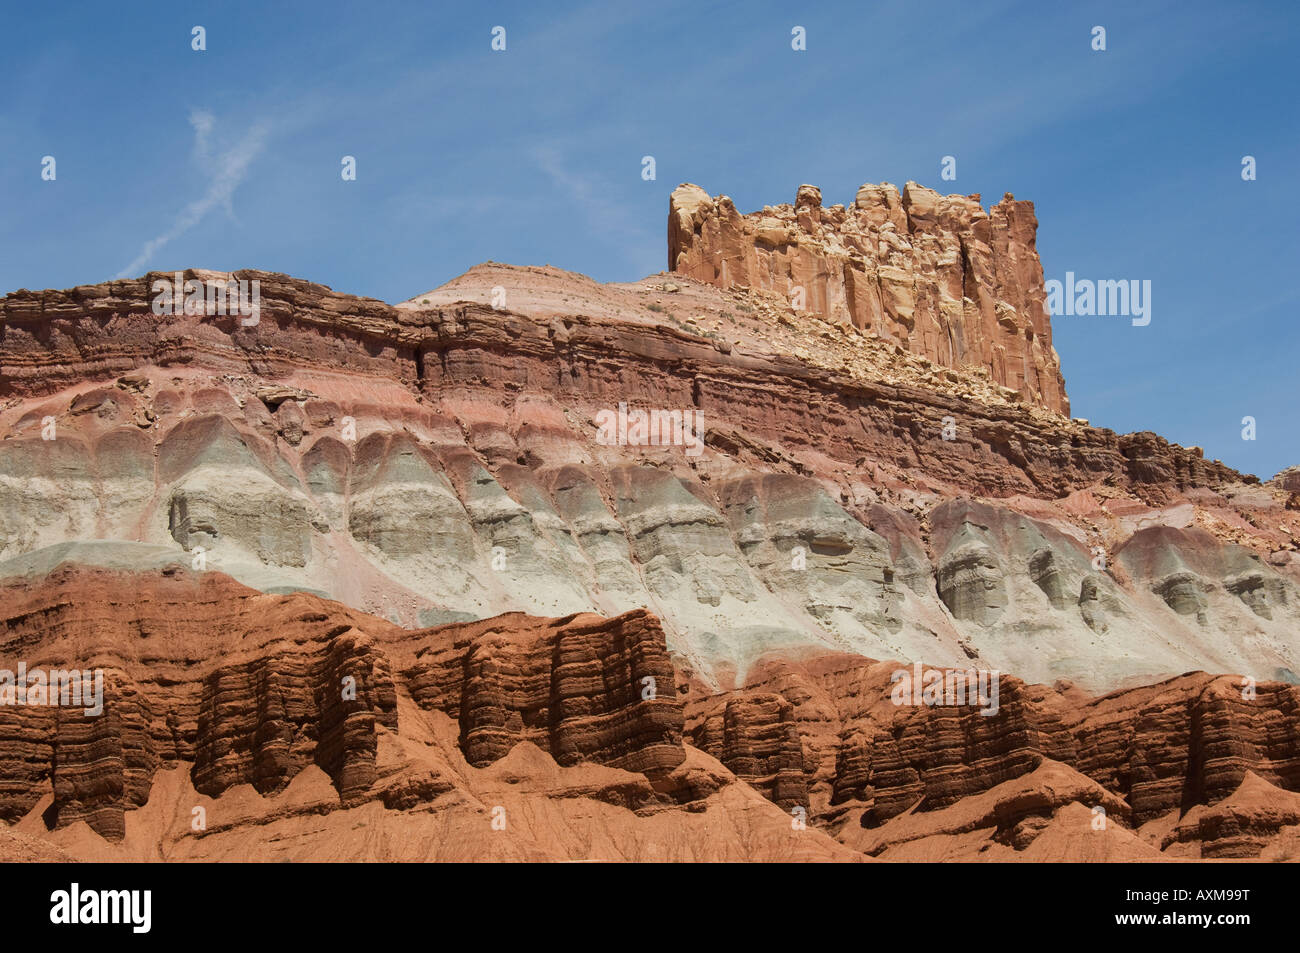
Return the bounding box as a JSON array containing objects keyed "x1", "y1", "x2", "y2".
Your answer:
[
  {"x1": 1225, "y1": 571, "x2": 1286, "y2": 620},
  {"x1": 1152, "y1": 572, "x2": 1209, "y2": 623},
  {"x1": 686, "y1": 691, "x2": 809, "y2": 809},
  {"x1": 191, "y1": 631, "x2": 398, "y2": 805},
  {"x1": 0, "y1": 567, "x2": 409, "y2": 836},
  {"x1": 1161, "y1": 772, "x2": 1300, "y2": 859},
  {"x1": 1028, "y1": 548, "x2": 1068, "y2": 609},
  {"x1": 1271, "y1": 466, "x2": 1300, "y2": 493},
  {"x1": 717, "y1": 473, "x2": 905, "y2": 641},
  {"x1": 0, "y1": 568, "x2": 686, "y2": 839},
  {"x1": 1072, "y1": 674, "x2": 1300, "y2": 827},
  {"x1": 669, "y1": 182, "x2": 1069, "y2": 414},
  {"x1": 831, "y1": 686, "x2": 1050, "y2": 824},
  {"x1": 44, "y1": 680, "x2": 158, "y2": 839},
  {"x1": 691, "y1": 654, "x2": 1300, "y2": 857},
  {"x1": 936, "y1": 543, "x2": 1008, "y2": 625},
  {"x1": 1078, "y1": 574, "x2": 1110, "y2": 633},
  {"x1": 1115, "y1": 525, "x2": 1295, "y2": 635},
  {"x1": 396, "y1": 608, "x2": 685, "y2": 777}
]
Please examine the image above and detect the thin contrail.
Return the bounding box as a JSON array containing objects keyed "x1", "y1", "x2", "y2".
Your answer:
[{"x1": 114, "y1": 110, "x2": 269, "y2": 279}]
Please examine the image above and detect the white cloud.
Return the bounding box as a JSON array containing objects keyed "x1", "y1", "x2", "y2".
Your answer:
[{"x1": 114, "y1": 110, "x2": 269, "y2": 279}]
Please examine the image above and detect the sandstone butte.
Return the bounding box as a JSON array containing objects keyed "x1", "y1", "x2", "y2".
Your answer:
[
  {"x1": 669, "y1": 181, "x2": 1069, "y2": 415},
  {"x1": 0, "y1": 179, "x2": 1297, "y2": 862}
]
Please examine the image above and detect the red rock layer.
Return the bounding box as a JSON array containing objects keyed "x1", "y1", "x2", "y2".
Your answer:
[
  {"x1": 3, "y1": 566, "x2": 1298, "y2": 857},
  {"x1": 191, "y1": 631, "x2": 399, "y2": 805},
  {"x1": 397, "y1": 609, "x2": 685, "y2": 777},
  {"x1": 686, "y1": 692, "x2": 808, "y2": 809},
  {"x1": 687, "y1": 654, "x2": 1300, "y2": 854},
  {"x1": 669, "y1": 182, "x2": 1069, "y2": 414},
  {"x1": 0, "y1": 270, "x2": 1240, "y2": 503},
  {"x1": 0, "y1": 567, "x2": 684, "y2": 839}
]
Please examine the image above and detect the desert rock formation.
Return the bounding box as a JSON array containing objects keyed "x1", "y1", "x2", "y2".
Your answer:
[
  {"x1": 0, "y1": 567, "x2": 852, "y2": 860},
  {"x1": 1, "y1": 179, "x2": 1298, "y2": 862},
  {"x1": 1, "y1": 566, "x2": 1297, "y2": 860},
  {"x1": 669, "y1": 182, "x2": 1069, "y2": 414},
  {"x1": 3, "y1": 266, "x2": 1295, "y2": 695}
]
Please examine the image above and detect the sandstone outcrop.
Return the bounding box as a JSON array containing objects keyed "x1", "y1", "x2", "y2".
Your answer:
[
  {"x1": 3, "y1": 565, "x2": 1296, "y2": 859},
  {"x1": 397, "y1": 609, "x2": 684, "y2": 777},
  {"x1": 2, "y1": 181, "x2": 1299, "y2": 862},
  {"x1": 669, "y1": 182, "x2": 1069, "y2": 414},
  {"x1": 685, "y1": 691, "x2": 809, "y2": 809},
  {"x1": 686, "y1": 654, "x2": 1300, "y2": 858},
  {"x1": 1273, "y1": 466, "x2": 1300, "y2": 493},
  {"x1": 0, "y1": 567, "x2": 688, "y2": 842}
]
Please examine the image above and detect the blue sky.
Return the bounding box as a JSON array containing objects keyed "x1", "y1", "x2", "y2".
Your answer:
[{"x1": 2, "y1": 0, "x2": 1296, "y2": 478}]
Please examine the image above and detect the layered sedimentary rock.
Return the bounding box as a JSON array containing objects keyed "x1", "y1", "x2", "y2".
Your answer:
[
  {"x1": 0, "y1": 567, "x2": 687, "y2": 841},
  {"x1": 0, "y1": 268, "x2": 1229, "y2": 505},
  {"x1": 2, "y1": 191, "x2": 1299, "y2": 861},
  {"x1": 397, "y1": 609, "x2": 684, "y2": 777},
  {"x1": 3, "y1": 565, "x2": 1297, "y2": 859},
  {"x1": 4, "y1": 266, "x2": 1294, "y2": 695},
  {"x1": 669, "y1": 182, "x2": 1069, "y2": 414},
  {"x1": 191, "y1": 629, "x2": 398, "y2": 805},
  {"x1": 686, "y1": 692, "x2": 808, "y2": 809},
  {"x1": 1273, "y1": 466, "x2": 1300, "y2": 493},
  {"x1": 1161, "y1": 772, "x2": 1300, "y2": 859},
  {"x1": 686, "y1": 654, "x2": 1300, "y2": 857},
  {"x1": 0, "y1": 567, "x2": 405, "y2": 837}
]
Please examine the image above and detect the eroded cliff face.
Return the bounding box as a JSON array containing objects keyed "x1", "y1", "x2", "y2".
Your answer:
[
  {"x1": 669, "y1": 182, "x2": 1069, "y2": 415},
  {"x1": 2, "y1": 566, "x2": 1298, "y2": 861},
  {"x1": 1, "y1": 210, "x2": 1298, "y2": 860},
  {"x1": 0, "y1": 569, "x2": 698, "y2": 846},
  {"x1": 0, "y1": 267, "x2": 1297, "y2": 695},
  {"x1": 686, "y1": 654, "x2": 1300, "y2": 859}
]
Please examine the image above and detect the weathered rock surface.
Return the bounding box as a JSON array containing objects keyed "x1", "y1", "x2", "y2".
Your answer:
[
  {"x1": 397, "y1": 609, "x2": 684, "y2": 777},
  {"x1": 1161, "y1": 771, "x2": 1300, "y2": 858},
  {"x1": 3, "y1": 267, "x2": 1295, "y2": 693},
  {"x1": 686, "y1": 691, "x2": 809, "y2": 809},
  {"x1": 669, "y1": 182, "x2": 1069, "y2": 414},
  {"x1": 686, "y1": 654, "x2": 1300, "y2": 858},
  {"x1": 2, "y1": 183, "x2": 1298, "y2": 862},
  {"x1": 0, "y1": 567, "x2": 689, "y2": 843},
  {"x1": 2, "y1": 566, "x2": 1297, "y2": 860},
  {"x1": 1272, "y1": 466, "x2": 1300, "y2": 493}
]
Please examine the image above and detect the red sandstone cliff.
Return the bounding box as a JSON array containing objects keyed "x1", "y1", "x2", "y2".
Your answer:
[
  {"x1": 2, "y1": 566, "x2": 1298, "y2": 861},
  {"x1": 669, "y1": 182, "x2": 1069, "y2": 415},
  {"x1": 686, "y1": 653, "x2": 1300, "y2": 859}
]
